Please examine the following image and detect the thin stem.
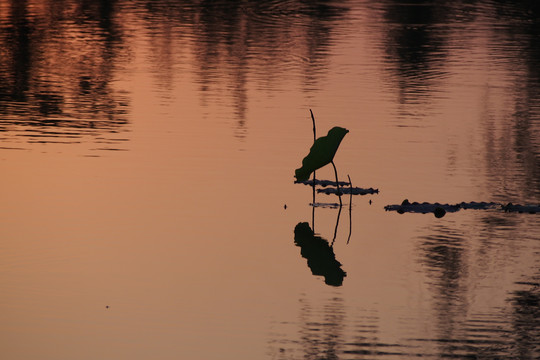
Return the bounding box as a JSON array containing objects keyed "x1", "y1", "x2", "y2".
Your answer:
[
  {"x1": 311, "y1": 176, "x2": 316, "y2": 231},
  {"x1": 331, "y1": 201, "x2": 342, "y2": 247},
  {"x1": 310, "y1": 109, "x2": 316, "y2": 201},
  {"x1": 347, "y1": 174, "x2": 352, "y2": 244},
  {"x1": 310, "y1": 109, "x2": 317, "y2": 230},
  {"x1": 331, "y1": 160, "x2": 342, "y2": 206},
  {"x1": 309, "y1": 109, "x2": 316, "y2": 141}
]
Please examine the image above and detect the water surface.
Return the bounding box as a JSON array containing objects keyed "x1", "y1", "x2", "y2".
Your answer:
[{"x1": 1, "y1": 1, "x2": 539, "y2": 359}]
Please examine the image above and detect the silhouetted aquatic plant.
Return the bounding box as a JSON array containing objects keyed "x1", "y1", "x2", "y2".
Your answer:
[
  {"x1": 294, "y1": 110, "x2": 349, "y2": 204},
  {"x1": 294, "y1": 126, "x2": 349, "y2": 183},
  {"x1": 294, "y1": 110, "x2": 380, "y2": 207}
]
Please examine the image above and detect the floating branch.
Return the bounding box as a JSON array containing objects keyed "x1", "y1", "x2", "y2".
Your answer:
[
  {"x1": 383, "y1": 199, "x2": 539, "y2": 218},
  {"x1": 318, "y1": 187, "x2": 379, "y2": 196}
]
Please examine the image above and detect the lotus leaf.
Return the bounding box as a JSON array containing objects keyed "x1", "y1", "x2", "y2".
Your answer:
[{"x1": 294, "y1": 126, "x2": 349, "y2": 182}]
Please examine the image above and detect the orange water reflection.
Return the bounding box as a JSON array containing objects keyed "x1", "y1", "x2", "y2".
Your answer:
[{"x1": 1, "y1": 1, "x2": 539, "y2": 359}]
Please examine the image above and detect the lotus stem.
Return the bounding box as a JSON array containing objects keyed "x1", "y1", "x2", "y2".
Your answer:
[
  {"x1": 310, "y1": 109, "x2": 317, "y2": 229},
  {"x1": 310, "y1": 109, "x2": 316, "y2": 192},
  {"x1": 347, "y1": 174, "x2": 352, "y2": 244},
  {"x1": 331, "y1": 202, "x2": 342, "y2": 247},
  {"x1": 310, "y1": 109, "x2": 316, "y2": 141},
  {"x1": 331, "y1": 160, "x2": 342, "y2": 206}
]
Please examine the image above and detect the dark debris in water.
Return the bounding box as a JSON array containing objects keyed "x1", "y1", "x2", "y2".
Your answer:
[
  {"x1": 318, "y1": 187, "x2": 379, "y2": 195},
  {"x1": 501, "y1": 203, "x2": 540, "y2": 214},
  {"x1": 295, "y1": 179, "x2": 351, "y2": 187},
  {"x1": 385, "y1": 199, "x2": 539, "y2": 218},
  {"x1": 310, "y1": 202, "x2": 342, "y2": 209},
  {"x1": 295, "y1": 179, "x2": 379, "y2": 195}
]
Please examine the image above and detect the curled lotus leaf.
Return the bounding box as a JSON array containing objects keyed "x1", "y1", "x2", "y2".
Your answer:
[{"x1": 294, "y1": 126, "x2": 349, "y2": 182}]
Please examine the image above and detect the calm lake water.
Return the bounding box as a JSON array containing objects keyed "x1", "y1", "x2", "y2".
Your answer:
[{"x1": 1, "y1": 1, "x2": 539, "y2": 359}]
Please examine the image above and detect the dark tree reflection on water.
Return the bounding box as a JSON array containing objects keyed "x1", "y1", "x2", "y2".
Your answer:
[
  {"x1": 136, "y1": 0, "x2": 349, "y2": 137},
  {"x1": 0, "y1": 0, "x2": 130, "y2": 148},
  {"x1": 510, "y1": 280, "x2": 540, "y2": 359},
  {"x1": 0, "y1": 0, "x2": 349, "y2": 143},
  {"x1": 381, "y1": 1, "x2": 540, "y2": 358},
  {"x1": 381, "y1": 0, "x2": 452, "y2": 109},
  {"x1": 268, "y1": 296, "x2": 349, "y2": 359},
  {"x1": 297, "y1": 296, "x2": 346, "y2": 360},
  {"x1": 417, "y1": 225, "x2": 474, "y2": 358},
  {"x1": 415, "y1": 215, "x2": 540, "y2": 358},
  {"x1": 381, "y1": 0, "x2": 540, "y2": 201},
  {"x1": 484, "y1": 0, "x2": 540, "y2": 202}
]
